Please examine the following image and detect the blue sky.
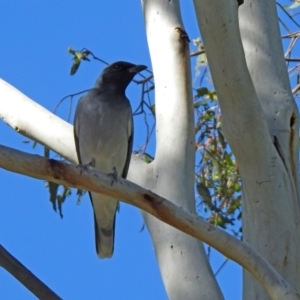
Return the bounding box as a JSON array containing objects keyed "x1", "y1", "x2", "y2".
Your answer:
[{"x1": 0, "y1": 1, "x2": 242, "y2": 299}]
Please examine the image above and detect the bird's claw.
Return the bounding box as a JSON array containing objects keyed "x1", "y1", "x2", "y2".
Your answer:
[
  {"x1": 76, "y1": 159, "x2": 96, "y2": 174},
  {"x1": 107, "y1": 167, "x2": 118, "y2": 186}
]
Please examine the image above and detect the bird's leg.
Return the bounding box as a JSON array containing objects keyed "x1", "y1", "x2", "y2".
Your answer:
[{"x1": 107, "y1": 167, "x2": 118, "y2": 186}]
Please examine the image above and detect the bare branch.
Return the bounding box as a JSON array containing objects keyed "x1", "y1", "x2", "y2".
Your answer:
[
  {"x1": 0, "y1": 244, "x2": 62, "y2": 299},
  {"x1": 293, "y1": 83, "x2": 300, "y2": 94},
  {"x1": 0, "y1": 144, "x2": 298, "y2": 299},
  {"x1": 190, "y1": 49, "x2": 206, "y2": 57},
  {"x1": 276, "y1": 2, "x2": 300, "y2": 29},
  {"x1": 286, "y1": 57, "x2": 300, "y2": 62}
]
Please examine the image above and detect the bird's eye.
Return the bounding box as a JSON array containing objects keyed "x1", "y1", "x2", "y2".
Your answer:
[{"x1": 114, "y1": 65, "x2": 120, "y2": 69}]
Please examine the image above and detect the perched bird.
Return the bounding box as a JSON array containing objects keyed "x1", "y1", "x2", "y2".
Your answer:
[{"x1": 74, "y1": 61, "x2": 147, "y2": 258}]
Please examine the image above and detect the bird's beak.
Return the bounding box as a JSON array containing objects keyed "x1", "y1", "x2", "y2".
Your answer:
[{"x1": 128, "y1": 65, "x2": 147, "y2": 73}]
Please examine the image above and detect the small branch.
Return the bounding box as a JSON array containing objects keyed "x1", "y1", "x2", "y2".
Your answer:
[
  {"x1": 286, "y1": 58, "x2": 300, "y2": 62},
  {"x1": 214, "y1": 258, "x2": 229, "y2": 277},
  {"x1": 282, "y1": 30, "x2": 300, "y2": 38},
  {"x1": 292, "y1": 83, "x2": 300, "y2": 94},
  {"x1": 0, "y1": 144, "x2": 298, "y2": 299},
  {"x1": 80, "y1": 48, "x2": 109, "y2": 65},
  {"x1": 189, "y1": 37, "x2": 300, "y2": 64},
  {"x1": 276, "y1": 2, "x2": 300, "y2": 29},
  {"x1": 190, "y1": 49, "x2": 206, "y2": 57},
  {"x1": 0, "y1": 244, "x2": 62, "y2": 299},
  {"x1": 53, "y1": 89, "x2": 90, "y2": 115},
  {"x1": 134, "y1": 74, "x2": 154, "y2": 84}
]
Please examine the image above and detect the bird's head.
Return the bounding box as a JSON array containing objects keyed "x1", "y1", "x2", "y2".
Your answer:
[{"x1": 95, "y1": 61, "x2": 147, "y2": 92}]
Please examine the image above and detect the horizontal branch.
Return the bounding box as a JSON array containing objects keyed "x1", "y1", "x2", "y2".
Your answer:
[
  {"x1": 0, "y1": 144, "x2": 298, "y2": 299},
  {"x1": 285, "y1": 57, "x2": 300, "y2": 62}
]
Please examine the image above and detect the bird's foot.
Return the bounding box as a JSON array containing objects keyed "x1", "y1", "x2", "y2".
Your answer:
[
  {"x1": 107, "y1": 167, "x2": 118, "y2": 186},
  {"x1": 76, "y1": 159, "x2": 96, "y2": 174}
]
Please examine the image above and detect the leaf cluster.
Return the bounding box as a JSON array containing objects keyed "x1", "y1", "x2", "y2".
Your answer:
[{"x1": 194, "y1": 87, "x2": 242, "y2": 238}]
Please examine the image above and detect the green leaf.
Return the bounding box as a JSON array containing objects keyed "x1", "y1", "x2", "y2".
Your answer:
[
  {"x1": 56, "y1": 186, "x2": 71, "y2": 218},
  {"x1": 234, "y1": 183, "x2": 241, "y2": 192},
  {"x1": 70, "y1": 59, "x2": 81, "y2": 75},
  {"x1": 142, "y1": 153, "x2": 154, "y2": 164},
  {"x1": 224, "y1": 153, "x2": 233, "y2": 167},
  {"x1": 48, "y1": 181, "x2": 60, "y2": 212},
  {"x1": 150, "y1": 104, "x2": 156, "y2": 114},
  {"x1": 283, "y1": 2, "x2": 300, "y2": 10},
  {"x1": 227, "y1": 198, "x2": 241, "y2": 215},
  {"x1": 202, "y1": 110, "x2": 215, "y2": 121},
  {"x1": 67, "y1": 47, "x2": 76, "y2": 55},
  {"x1": 68, "y1": 47, "x2": 91, "y2": 75},
  {"x1": 196, "y1": 181, "x2": 212, "y2": 204},
  {"x1": 196, "y1": 87, "x2": 209, "y2": 97},
  {"x1": 76, "y1": 189, "x2": 86, "y2": 205},
  {"x1": 194, "y1": 99, "x2": 207, "y2": 108},
  {"x1": 217, "y1": 130, "x2": 226, "y2": 148},
  {"x1": 197, "y1": 52, "x2": 207, "y2": 65},
  {"x1": 208, "y1": 91, "x2": 218, "y2": 101},
  {"x1": 44, "y1": 146, "x2": 50, "y2": 158}
]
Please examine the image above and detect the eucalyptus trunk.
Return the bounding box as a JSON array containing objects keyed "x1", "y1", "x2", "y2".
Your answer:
[{"x1": 193, "y1": 0, "x2": 300, "y2": 299}]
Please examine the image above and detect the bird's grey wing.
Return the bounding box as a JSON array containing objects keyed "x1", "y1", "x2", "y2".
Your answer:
[
  {"x1": 73, "y1": 96, "x2": 117, "y2": 258},
  {"x1": 90, "y1": 104, "x2": 133, "y2": 258},
  {"x1": 90, "y1": 106, "x2": 132, "y2": 258},
  {"x1": 121, "y1": 115, "x2": 134, "y2": 179},
  {"x1": 73, "y1": 92, "x2": 133, "y2": 259}
]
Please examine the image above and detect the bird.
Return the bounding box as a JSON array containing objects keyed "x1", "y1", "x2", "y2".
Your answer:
[{"x1": 73, "y1": 61, "x2": 147, "y2": 258}]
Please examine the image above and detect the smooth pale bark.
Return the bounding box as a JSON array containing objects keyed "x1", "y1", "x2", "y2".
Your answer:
[
  {"x1": 141, "y1": 1, "x2": 222, "y2": 299},
  {"x1": 239, "y1": 1, "x2": 300, "y2": 299},
  {"x1": 0, "y1": 79, "x2": 77, "y2": 163},
  {"x1": 1, "y1": 144, "x2": 299, "y2": 299},
  {"x1": 193, "y1": 0, "x2": 300, "y2": 299}
]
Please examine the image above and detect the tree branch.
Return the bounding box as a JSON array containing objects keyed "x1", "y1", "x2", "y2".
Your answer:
[
  {"x1": 0, "y1": 78, "x2": 77, "y2": 164},
  {"x1": 0, "y1": 144, "x2": 299, "y2": 300},
  {"x1": 0, "y1": 244, "x2": 62, "y2": 299}
]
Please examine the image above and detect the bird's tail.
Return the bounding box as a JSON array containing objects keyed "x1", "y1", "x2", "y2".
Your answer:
[{"x1": 89, "y1": 192, "x2": 118, "y2": 259}]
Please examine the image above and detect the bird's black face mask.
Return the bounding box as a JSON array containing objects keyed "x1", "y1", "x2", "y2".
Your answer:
[{"x1": 98, "y1": 61, "x2": 147, "y2": 91}]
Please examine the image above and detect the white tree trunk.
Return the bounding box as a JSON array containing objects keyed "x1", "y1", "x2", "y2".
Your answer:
[
  {"x1": 239, "y1": 1, "x2": 300, "y2": 299},
  {"x1": 193, "y1": 0, "x2": 300, "y2": 299},
  {"x1": 139, "y1": 1, "x2": 223, "y2": 299}
]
